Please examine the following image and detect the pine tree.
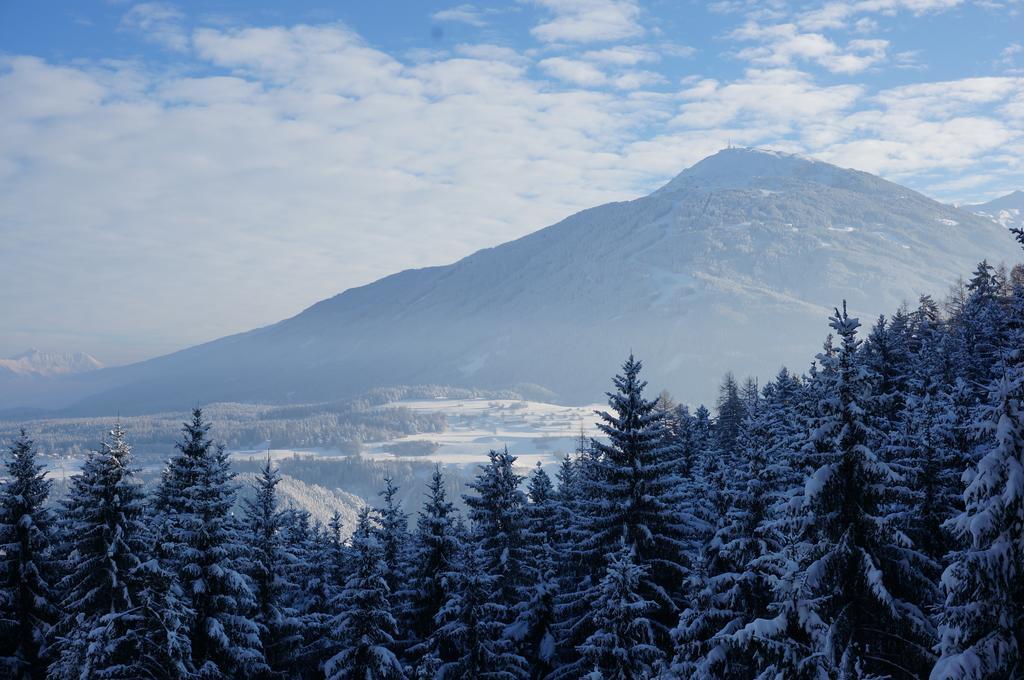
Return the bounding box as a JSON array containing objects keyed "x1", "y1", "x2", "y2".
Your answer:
[
  {"x1": 403, "y1": 466, "x2": 463, "y2": 670},
  {"x1": 509, "y1": 463, "x2": 560, "y2": 677},
  {"x1": 932, "y1": 360, "x2": 1024, "y2": 679},
  {"x1": 463, "y1": 449, "x2": 529, "y2": 645},
  {"x1": 155, "y1": 409, "x2": 266, "y2": 678},
  {"x1": 715, "y1": 372, "x2": 747, "y2": 459},
  {"x1": 795, "y1": 303, "x2": 936, "y2": 677},
  {"x1": 376, "y1": 476, "x2": 409, "y2": 599},
  {"x1": 48, "y1": 424, "x2": 152, "y2": 679},
  {"x1": 673, "y1": 371, "x2": 804, "y2": 678},
  {"x1": 0, "y1": 429, "x2": 57, "y2": 680},
  {"x1": 577, "y1": 539, "x2": 662, "y2": 679},
  {"x1": 243, "y1": 457, "x2": 302, "y2": 675},
  {"x1": 325, "y1": 507, "x2": 405, "y2": 680},
  {"x1": 429, "y1": 542, "x2": 526, "y2": 679},
  {"x1": 289, "y1": 515, "x2": 336, "y2": 675},
  {"x1": 564, "y1": 355, "x2": 689, "y2": 665}
]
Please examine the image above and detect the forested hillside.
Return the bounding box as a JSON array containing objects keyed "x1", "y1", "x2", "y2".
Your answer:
[{"x1": 2, "y1": 254, "x2": 1023, "y2": 679}]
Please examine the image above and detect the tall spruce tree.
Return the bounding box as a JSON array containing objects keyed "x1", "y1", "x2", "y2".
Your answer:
[
  {"x1": 325, "y1": 507, "x2": 405, "y2": 680},
  {"x1": 577, "y1": 539, "x2": 662, "y2": 679},
  {"x1": 428, "y1": 542, "x2": 526, "y2": 679},
  {"x1": 509, "y1": 463, "x2": 560, "y2": 677},
  {"x1": 932, "y1": 359, "x2": 1024, "y2": 679},
  {"x1": 376, "y1": 476, "x2": 409, "y2": 599},
  {"x1": 243, "y1": 457, "x2": 302, "y2": 675},
  {"x1": 48, "y1": 424, "x2": 152, "y2": 680},
  {"x1": 672, "y1": 371, "x2": 804, "y2": 678},
  {"x1": 0, "y1": 430, "x2": 57, "y2": 680},
  {"x1": 290, "y1": 516, "x2": 336, "y2": 675},
  {"x1": 155, "y1": 409, "x2": 266, "y2": 678},
  {"x1": 463, "y1": 448, "x2": 529, "y2": 645},
  {"x1": 558, "y1": 355, "x2": 689, "y2": 675},
  {"x1": 796, "y1": 303, "x2": 936, "y2": 678},
  {"x1": 715, "y1": 372, "x2": 747, "y2": 459},
  {"x1": 403, "y1": 466, "x2": 463, "y2": 671}
]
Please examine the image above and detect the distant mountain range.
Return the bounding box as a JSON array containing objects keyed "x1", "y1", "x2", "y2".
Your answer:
[
  {"x1": 967, "y1": 190, "x2": 1024, "y2": 231},
  {"x1": 0, "y1": 349, "x2": 102, "y2": 378},
  {"x1": 4, "y1": 148, "x2": 1020, "y2": 415}
]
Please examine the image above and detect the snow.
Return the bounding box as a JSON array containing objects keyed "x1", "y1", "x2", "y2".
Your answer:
[
  {"x1": 0, "y1": 348, "x2": 103, "y2": 377},
  {"x1": 361, "y1": 398, "x2": 604, "y2": 468}
]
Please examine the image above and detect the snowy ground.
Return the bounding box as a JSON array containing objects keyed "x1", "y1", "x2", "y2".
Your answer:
[
  {"x1": 226, "y1": 398, "x2": 607, "y2": 470},
  {"x1": 361, "y1": 398, "x2": 605, "y2": 468}
]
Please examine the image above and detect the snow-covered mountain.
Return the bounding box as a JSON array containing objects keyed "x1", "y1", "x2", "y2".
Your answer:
[
  {"x1": 967, "y1": 190, "x2": 1024, "y2": 231},
  {"x1": 7, "y1": 148, "x2": 1019, "y2": 414},
  {"x1": 0, "y1": 349, "x2": 102, "y2": 378}
]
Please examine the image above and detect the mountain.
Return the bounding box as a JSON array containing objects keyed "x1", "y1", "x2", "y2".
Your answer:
[
  {"x1": 5, "y1": 148, "x2": 1018, "y2": 414},
  {"x1": 0, "y1": 349, "x2": 103, "y2": 378},
  {"x1": 967, "y1": 190, "x2": 1024, "y2": 231}
]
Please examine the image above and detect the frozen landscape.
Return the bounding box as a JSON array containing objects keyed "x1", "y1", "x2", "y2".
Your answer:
[{"x1": 4, "y1": 1, "x2": 1024, "y2": 678}]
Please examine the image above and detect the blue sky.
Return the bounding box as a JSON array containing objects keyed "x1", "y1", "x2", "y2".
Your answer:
[{"x1": 1, "y1": 0, "x2": 1023, "y2": 364}]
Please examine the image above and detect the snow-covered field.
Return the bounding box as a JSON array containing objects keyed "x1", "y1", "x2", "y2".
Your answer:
[
  {"x1": 361, "y1": 398, "x2": 604, "y2": 468},
  {"x1": 226, "y1": 398, "x2": 605, "y2": 469}
]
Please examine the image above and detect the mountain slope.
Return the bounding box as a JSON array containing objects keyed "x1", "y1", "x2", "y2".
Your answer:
[
  {"x1": 967, "y1": 190, "x2": 1024, "y2": 231},
  {"x1": 9, "y1": 148, "x2": 1019, "y2": 413}
]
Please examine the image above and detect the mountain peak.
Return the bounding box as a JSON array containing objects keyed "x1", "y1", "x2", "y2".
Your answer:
[{"x1": 659, "y1": 147, "x2": 870, "y2": 195}]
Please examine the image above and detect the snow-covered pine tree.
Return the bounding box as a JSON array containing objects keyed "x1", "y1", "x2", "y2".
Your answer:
[
  {"x1": 949, "y1": 260, "x2": 1008, "y2": 406},
  {"x1": 376, "y1": 476, "x2": 409, "y2": 599},
  {"x1": 402, "y1": 466, "x2": 463, "y2": 670},
  {"x1": 155, "y1": 409, "x2": 266, "y2": 678},
  {"x1": 672, "y1": 370, "x2": 805, "y2": 678},
  {"x1": 562, "y1": 355, "x2": 689, "y2": 666},
  {"x1": 243, "y1": 457, "x2": 302, "y2": 675},
  {"x1": 887, "y1": 317, "x2": 961, "y2": 573},
  {"x1": 463, "y1": 448, "x2": 529, "y2": 654},
  {"x1": 797, "y1": 303, "x2": 936, "y2": 678},
  {"x1": 48, "y1": 423, "x2": 152, "y2": 680},
  {"x1": 327, "y1": 510, "x2": 351, "y2": 590},
  {"x1": 289, "y1": 515, "x2": 336, "y2": 675},
  {"x1": 429, "y1": 541, "x2": 527, "y2": 679},
  {"x1": 130, "y1": 549, "x2": 193, "y2": 679},
  {"x1": 325, "y1": 507, "x2": 405, "y2": 680},
  {"x1": 932, "y1": 356, "x2": 1024, "y2": 679},
  {"x1": 862, "y1": 312, "x2": 912, "y2": 435},
  {"x1": 0, "y1": 430, "x2": 57, "y2": 680},
  {"x1": 577, "y1": 539, "x2": 662, "y2": 679},
  {"x1": 714, "y1": 372, "x2": 747, "y2": 460},
  {"x1": 508, "y1": 462, "x2": 560, "y2": 677}
]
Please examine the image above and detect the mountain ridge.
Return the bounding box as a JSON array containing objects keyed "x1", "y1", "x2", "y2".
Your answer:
[
  {"x1": 968, "y1": 189, "x2": 1024, "y2": 231},
  {"x1": 5, "y1": 148, "x2": 1018, "y2": 414}
]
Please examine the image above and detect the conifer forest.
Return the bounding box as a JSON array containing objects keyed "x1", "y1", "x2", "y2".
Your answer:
[{"x1": 3, "y1": 252, "x2": 1023, "y2": 680}]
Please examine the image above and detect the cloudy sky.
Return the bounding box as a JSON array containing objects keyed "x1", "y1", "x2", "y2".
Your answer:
[{"x1": 1, "y1": 0, "x2": 1023, "y2": 365}]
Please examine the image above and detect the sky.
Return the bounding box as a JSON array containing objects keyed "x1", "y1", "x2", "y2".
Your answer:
[{"x1": 1, "y1": 0, "x2": 1023, "y2": 365}]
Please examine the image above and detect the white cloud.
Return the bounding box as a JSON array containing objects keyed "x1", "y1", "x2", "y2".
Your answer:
[
  {"x1": 999, "y1": 42, "x2": 1023, "y2": 73},
  {"x1": 732, "y1": 22, "x2": 889, "y2": 73},
  {"x1": 539, "y1": 56, "x2": 609, "y2": 85},
  {"x1": 529, "y1": 0, "x2": 644, "y2": 43},
  {"x1": 2, "y1": 11, "x2": 1023, "y2": 361},
  {"x1": 799, "y1": 0, "x2": 964, "y2": 31},
  {"x1": 673, "y1": 68, "x2": 864, "y2": 130},
  {"x1": 582, "y1": 45, "x2": 660, "y2": 65},
  {"x1": 119, "y1": 2, "x2": 189, "y2": 52},
  {"x1": 433, "y1": 4, "x2": 489, "y2": 27}
]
